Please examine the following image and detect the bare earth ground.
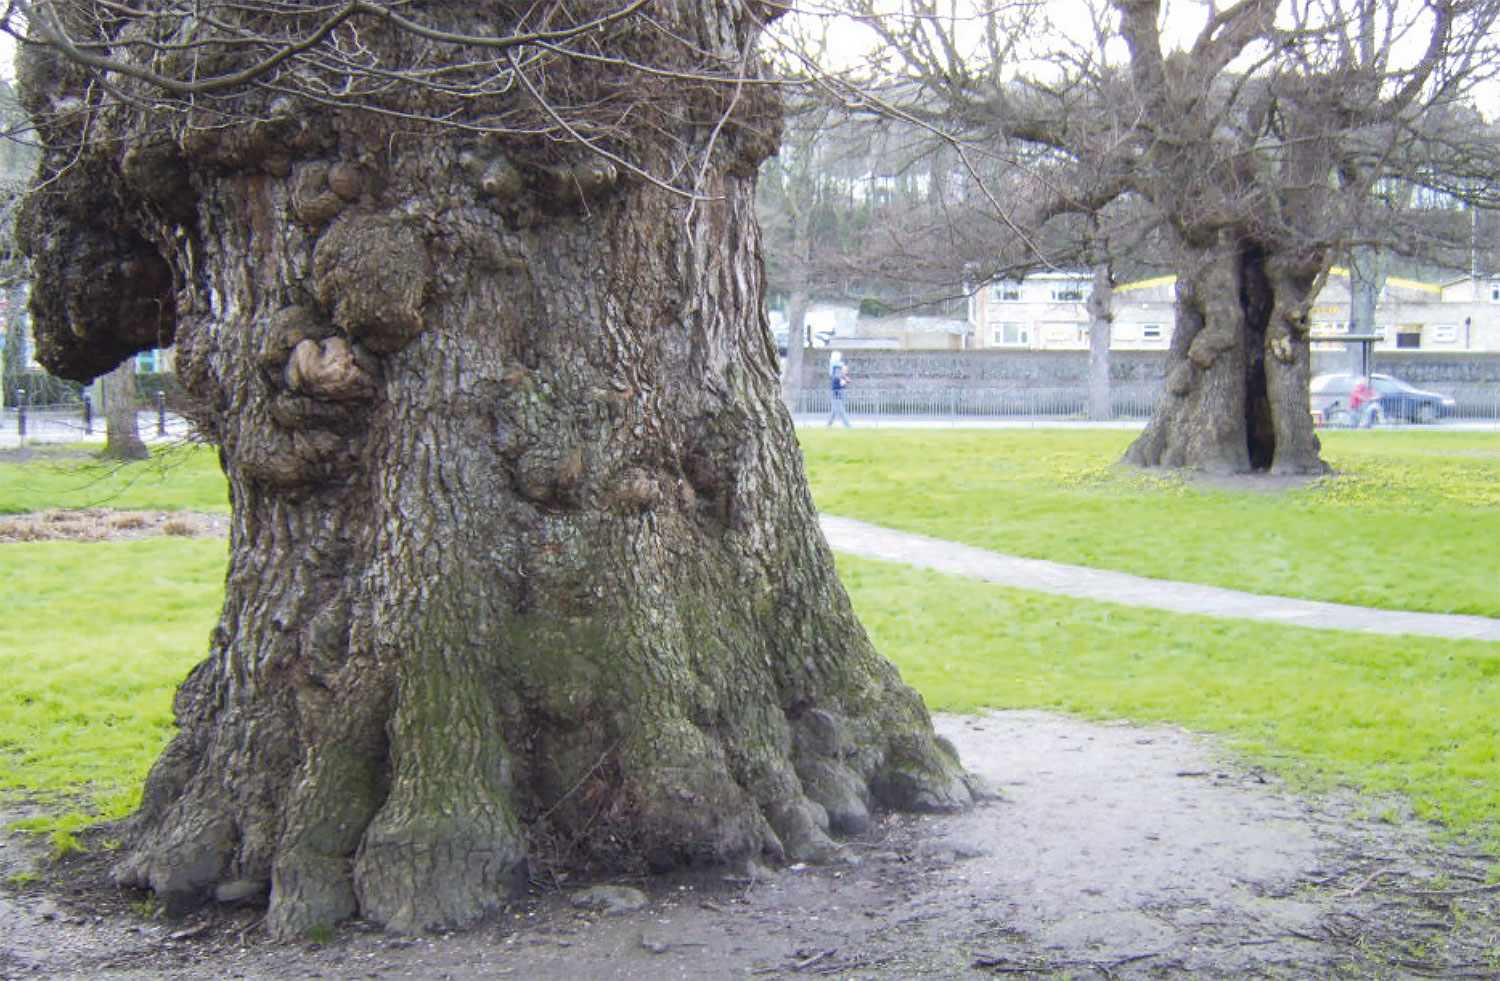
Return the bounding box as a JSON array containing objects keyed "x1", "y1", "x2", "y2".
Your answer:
[
  {"x1": 4, "y1": 713, "x2": 1499, "y2": 980},
  {"x1": 0, "y1": 509, "x2": 228, "y2": 543},
  {"x1": 2, "y1": 509, "x2": 1498, "y2": 978}
]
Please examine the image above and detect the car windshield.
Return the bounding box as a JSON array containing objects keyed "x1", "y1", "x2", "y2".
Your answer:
[
  {"x1": 1310, "y1": 375, "x2": 1354, "y2": 395},
  {"x1": 1372, "y1": 375, "x2": 1420, "y2": 394}
]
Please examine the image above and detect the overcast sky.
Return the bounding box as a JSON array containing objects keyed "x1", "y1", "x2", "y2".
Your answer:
[{"x1": 772, "y1": 0, "x2": 1498, "y2": 121}]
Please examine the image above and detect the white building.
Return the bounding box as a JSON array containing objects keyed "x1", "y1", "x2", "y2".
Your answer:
[{"x1": 968, "y1": 269, "x2": 1500, "y2": 353}]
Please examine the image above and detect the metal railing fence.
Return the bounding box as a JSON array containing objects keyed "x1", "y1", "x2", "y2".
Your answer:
[
  {"x1": 2, "y1": 394, "x2": 189, "y2": 448},
  {"x1": 786, "y1": 387, "x2": 1500, "y2": 428},
  {"x1": 8, "y1": 389, "x2": 1499, "y2": 445},
  {"x1": 790, "y1": 387, "x2": 1156, "y2": 424}
]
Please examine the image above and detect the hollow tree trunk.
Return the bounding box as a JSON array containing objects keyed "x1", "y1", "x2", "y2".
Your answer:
[
  {"x1": 1122, "y1": 235, "x2": 1328, "y2": 475},
  {"x1": 19, "y1": 1, "x2": 978, "y2": 942}
]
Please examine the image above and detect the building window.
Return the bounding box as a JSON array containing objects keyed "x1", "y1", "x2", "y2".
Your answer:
[
  {"x1": 1396, "y1": 327, "x2": 1422, "y2": 349},
  {"x1": 1050, "y1": 282, "x2": 1086, "y2": 302},
  {"x1": 994, "y1": 281, "x2": 1021, "y2": 302},
  {"x1": 1141, "y1": 323, "x2": 1163, "y2": 340},
  {"x1": 1042, "y1": 322, "x2": 1081, "y2": 344},
  {"x1": 1490, "y1": 281, "x2": 1500, "y2": 302},
  {"x1": 1430, "y1": 324, "x2": 1457, "y2": 343},
  {"x1": 992, "y1": 322, "x2": 1028, "y2": 346}
]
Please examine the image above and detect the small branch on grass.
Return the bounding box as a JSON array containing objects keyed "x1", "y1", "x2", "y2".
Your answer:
[
  {"x1": 639, "y1": 937, "x2": 708, "y2": 954},
  {"x1": 791, "y1": 949, "x2": 834, "y2": 970},
  {"x1": 166, "y1": 921, "x2": 212, "y2": 941},
  {"x1": 1336, "y1": 866, "x2": 1406, "y2": 898},
  {"x1": 1407, "y1": 882, "x2": 1500, "y2": 897},
  {"x1": 972, "y1": 952, "x2": 1167, "y2": 975},
  {"x1": 1391, "y1": 959, "x2": 1500, "y2": 979},
  {"x1": 813, "y1": 957, "x2": 895, "y2": 975}
]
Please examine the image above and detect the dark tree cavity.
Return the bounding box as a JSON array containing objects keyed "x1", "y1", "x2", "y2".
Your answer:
[{"x1": 16, "y1": 1, "x2": 980, "y2": 938}]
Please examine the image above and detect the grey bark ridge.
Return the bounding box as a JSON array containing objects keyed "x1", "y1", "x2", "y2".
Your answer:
[{"x1": 821, "y1": 515, "x2": 1500, "y2": 642}]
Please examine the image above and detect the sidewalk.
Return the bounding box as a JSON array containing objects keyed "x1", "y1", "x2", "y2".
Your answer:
[{"x1": 821, "y1": 514, "x2": 1500, "y2": 642}]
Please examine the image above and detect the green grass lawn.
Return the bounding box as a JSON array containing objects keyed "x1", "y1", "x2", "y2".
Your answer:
[
  {"x1": 0, "y1": 444, "x2": 228, "y2": 515},
  {"x1": 2, "y1": 429, "x2": 1497, "y2": 857},
  {"x1": 800, "y1": 428, "x2": 1500, "y2": 617},
  {"x1": 4, "y1": 537, "x2": 1494, "y2": 852},
  {"x1": 842, "y1": 554, "x2": 1500, "y2": 846},
  {"x1": 0, "y1": 538, "x2": 226, "y2": 823}
]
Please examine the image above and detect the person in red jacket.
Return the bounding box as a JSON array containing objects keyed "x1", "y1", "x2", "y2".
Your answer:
[{"x1": 1349, "y1": 377, "x2": 1382, "y2": 428}]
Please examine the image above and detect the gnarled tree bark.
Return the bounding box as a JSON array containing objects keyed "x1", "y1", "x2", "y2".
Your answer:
[
  {"x1": 17, "y1": 0, "x2": 979, "y2": 939},
  {"x1": 1122, "y1": 237, "x2": 1327, "y2": 475}
]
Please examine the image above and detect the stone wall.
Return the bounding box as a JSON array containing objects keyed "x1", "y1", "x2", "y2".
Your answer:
[
  {"x1": 793, "y1": 348, "x2": 1500, "y2": 415},
  {"x1": 795, "y1": 349, "x2": 1167, "y2": 391},
  {"x1": 1371, "y1": 353, "x2": 1500, "y2": 405}
]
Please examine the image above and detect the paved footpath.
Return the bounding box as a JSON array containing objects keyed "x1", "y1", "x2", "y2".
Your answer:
[{"x1": 821, "y1": 514, "x2": 1500, "y2": 642}]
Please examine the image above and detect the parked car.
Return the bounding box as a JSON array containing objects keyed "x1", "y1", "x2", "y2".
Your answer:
[{"x1": 1311, "y1": 372, "x2": 1456, "y2": 425}]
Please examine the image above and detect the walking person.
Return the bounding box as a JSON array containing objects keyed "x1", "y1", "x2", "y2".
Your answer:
[
  {"x1": 1350, "y1": 376, "x2": 1383, "y2": 429},
  {"x1": 827, "y1": 351, "x2": 852, "y2": 427}
]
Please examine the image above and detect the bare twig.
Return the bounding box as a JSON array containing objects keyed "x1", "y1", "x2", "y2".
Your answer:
[
  {"x1": 1336, "y1": 866, "x2": 1406, "y2": 898},
  {"x1": 791, "y1": 948, "x2": 834, "y2": 970},
  {"x1": 1408, "y1": 882, "x2": 1500, "y2": 897},
  {"x1": 14, "y1": 0, "x2": 652, "y2": 97}
]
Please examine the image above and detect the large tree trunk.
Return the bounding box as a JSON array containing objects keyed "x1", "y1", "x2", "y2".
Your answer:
[
  {"x1": 101, "y1": 360, "x2": 149, "y2": 461},
  {"x1": 19, "y1": 0, "x2": 977, "y2": 941},
  {"x1": 1122, "y1": 235, "x2": 1327, "y2": 475}
]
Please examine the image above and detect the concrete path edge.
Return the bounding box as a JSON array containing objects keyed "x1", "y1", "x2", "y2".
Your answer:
[{"x1": 820, "y1": 514, "x2": 1500, "y2": 642}]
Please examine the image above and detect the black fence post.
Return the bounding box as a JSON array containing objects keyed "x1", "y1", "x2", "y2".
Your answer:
[
  {"x1": 16, "y1": 388, "x2": 24, "y2": 439},
  {"x1": 156, "y1": 391, "x2": 167, "y2": 436},
  {"x1": 82, "y1": 393, "x2": 93, "y2": 435}
]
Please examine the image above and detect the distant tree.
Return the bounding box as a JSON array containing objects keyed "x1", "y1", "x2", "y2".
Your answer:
[
  {"x1": 0, "y1": 78, "x2": 37, "y2": 407},
  {"x1": 101, "y1": 358, "x2": 149, "y2": 460},
  {"x1": 823, "y1": 0, "x2": 1500, "y2": 473},
  {"x1": 1086, "y1": 262, "x2": 1114, "y2": 420},
  {"x1": 757, "y1": 91, "x2": 871, "y2": 387},
  {"x1": 757, "y1": 83, "x2": 980, "y2": 382},
  {"x1": 14, "y1": 0, "x2": 978, "y2": 939}
]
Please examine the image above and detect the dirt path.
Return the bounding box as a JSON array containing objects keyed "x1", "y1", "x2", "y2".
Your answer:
[{"x1": 4, "y1": 711, "x2": 1496, "y2": 980}]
